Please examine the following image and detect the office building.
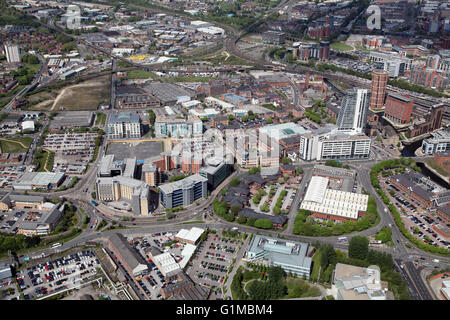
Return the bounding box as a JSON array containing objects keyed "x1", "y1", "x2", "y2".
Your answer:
[
  {"x1": 96, "y1": 176, "x2": 150, "y2": 216},
  {"x1": 383, "y1": 94, "x2": 414, "y2": 124},
  {"x1": 408, "y1": 103, "x2": 445, "y2": 138},
  {"x1": 421, "y1": 127, "x2": 450, "y2": 155},
  {"x1": 383, "y1": 60, "x2": 405, "y2": 78},
  {"x1": 107, "y1": 113, "x2": 141, "y2": 140},
  {"x1": 245, "y1": 235, "x2": 312, "y2": 278},
  {"x1": 299, "y1": 126, "x2": 371, "y2": 161},
  {"x1": 300, "y1": 176, "x2": 369, "y2": 222},
  {"x1": 369, "y1": 70, "x2": 388, "y2": 110},
  {"x1": 154, "y1": 115, "x2": 203, "y2": 138},
  {"x1": 198, "y1": 158, "x2": 230, "y2": 191},
  {"x1": 337, "y1": 88, "x2": 370, "y2": 133},
  {"x1": 17, "y1": 203, "x2": 64, "y2": 236},
  {"x1": 4, "y1": 45, "x2": 20, "y2": 63},
  {"x1": 332, "y1": 263, "x2": 388, "y2": 300},
  {"x1": 98, "y1": 154, "x2": 124, "y2": 177},
  {"x1": 159, "y1": 174, "x2": 207, "y2": 209}
]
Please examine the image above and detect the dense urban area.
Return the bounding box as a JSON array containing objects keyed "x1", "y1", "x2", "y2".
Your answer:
[{"x1": 0, "y1": 0, "x2": 449, "y2": 304}]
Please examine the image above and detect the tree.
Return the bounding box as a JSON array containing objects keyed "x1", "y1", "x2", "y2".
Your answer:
[
  {"x1": 281, "y1": 157, "x2": 291, "y2": 165},
  {"x1": 348, "y1": 236, "x2": 369, "y2": 260},
  {"x1": 266, "y1": 118, "x2": 273, "y2": 124},
  {"x1": 254, "y1": 219, "x2": 273, "y2": 229}
]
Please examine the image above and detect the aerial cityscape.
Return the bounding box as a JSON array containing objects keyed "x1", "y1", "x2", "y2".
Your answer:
[{"x1": 0, "y1": 0, "x2": 450, "y2": 305}]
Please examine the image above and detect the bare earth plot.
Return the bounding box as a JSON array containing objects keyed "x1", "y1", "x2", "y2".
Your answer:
[{"x1": 52, "y1": 76, "x2": 110, "y2": 111}]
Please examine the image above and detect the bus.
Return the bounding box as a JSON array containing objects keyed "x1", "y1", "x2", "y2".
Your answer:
[{"x1": 51, "y1": 243, "x2": 62, "y2": 249}]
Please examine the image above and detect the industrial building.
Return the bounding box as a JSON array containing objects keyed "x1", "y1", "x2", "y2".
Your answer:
[
  {"x1": 158, "y1": 174, "x2": 208, "y2": 209},
  {"x1": 300, "y1": 176, "x2": 369, "y2": 222},
  {"x1": 107, "y1": 112, "x2": 141, "y2": 140},
  {"x1": 12, "y1": 172, "x2": 65, "y2": 191},
  {"x1": 4, "y1": 44, "x2": 20, "y2": 63},
  {"x1": 245, "y1": 235, "x2": 312, "y2": 278},
  {"x1": 175, "y1": 227, "x2": 205, "y2": 245},
  {"x1": 262, "y1": 31, "x2": 285, "y2": 45},
  {"x1": 48, "y1": 111, "x2": 94, "y2": 131},
  {"x1": 0, "y1": 194, "x2": 45, "y2": 211},
  {"x1": 106, "y1": 233, "x2": 148, "y2": 276}
]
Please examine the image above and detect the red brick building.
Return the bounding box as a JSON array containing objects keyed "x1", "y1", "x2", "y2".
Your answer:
[{"x1": 384, "y1": 94, "x2": 414, "y2": 124}]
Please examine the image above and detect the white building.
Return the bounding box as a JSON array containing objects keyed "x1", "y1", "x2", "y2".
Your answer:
[
  {"x1": 107, "y1": 113, "x2": 141, "y2": 139},
  {"x1": 4, "y1": 45, "x2": 20, "y2": 63},
  {"x1": 300, "y1": 176, "x2": 369, "y2": 221}
]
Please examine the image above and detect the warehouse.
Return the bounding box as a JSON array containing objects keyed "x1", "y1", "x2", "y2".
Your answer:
[
  {"x1": 12, "y1": 172, "x2": 65, "y2": 190},
  {"x1": 300, "y1": 176, "x2": 368, "y2": 222},
  {"x1": 175, "y1": 227, "x2": 205, "y2": 245},
  {"x1": 106, "y1": 233, "x2": 148, "y2": 276}
]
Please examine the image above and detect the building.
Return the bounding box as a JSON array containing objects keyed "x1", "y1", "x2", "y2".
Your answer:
[
  {"x1": 369, "y1": 69, "x2": 388, "y2": 110},
  {"x1": 97, "y1": 154, "x2": 124, "y2": 177},
  {"x1": 175, "y1": 227, "x2": 205, "y2": 245},
  {"x1": 0, "y1": 194, "x2": 45, "y2": 211},
  {"x1": 48, "y1": 111, "x2": 94, "y2": 131},
  {"x1": 292, "y1": 41, "x2": 330, "y2": 61},
  {"x1": 409, "y1": 64, "x2": 447, "y2": 89},
  {"x1": 17, "y1": 203, "x2": 64, "y2": 236},
  {"x1": 433, "y1": 151, "x2": 450, "y2": 173},
  {"x1": 421, "y1": 127, "x2": 450, "y2": 155},
  {"x1": 160, "y1": 272, "x2": 208, "y2": 300},
  {"x1": 0, "y1": 263, "x2": 12, "y2": 284},
  {"x1": 389, "y1": 172, "x2": 436, "y2": 209},
  {"x1": 300, "y1": 128, "x2": 371, "y2": 161},
  {"x1": 436, "y1": 205, "x2": 450, "y2": 221},
  {"x1": 154, "y1": 115, "x2": 203, "y2": 138},
  {"x1": 151, "y1": 252, "x2": 181, "y2": 278},
  {"x1": 332, "y1": 263, "x2": 388, "y2": 300},
  {"x1": 408, "y1": 103, "x2": 444, "y2": 138},
  {"x1": 12, "y1": 172, "x2": 65, "y2": 191},
  {"x1": 96, "y1": 176, "x2": 150, "y2": 216},
  {"x1": 198, "y1": 158, "x2": 230, "y2": 191},
  {"x1": 106, "y1": 233, "x2": 148, "y2": 276},
  {"x1": 337, "y1": 88, "x2": 370, "y2": 133},
  {"x1": 383, "y1": 60, "x2": 405, "y2": 78},
  {"x1": 238, "y1": 208, "x2": 287, "y2": 227},
  {"x1": 107, "y1": 113, "x2": 141, "y2": 140},
  {"x1": 4, "y1": 45, "x2": 20, "y2": 63},
  {"x1": 158, "y1": 174, "x2": 208, "y2": 209},
  {"x1": 300, "y1": 176, "x2": 369, "y2": 222},
  {"x1": 245, "y1": 235, "x2": 312, "y2": 278},
  {"x1": 262, "y1": 31, "x2": 285, "y2": 45},
  {"x1": 142, "y1": 159, "x2": 160, "y2": 187},
  {"x1": 383, "y1": 94, "x2": 414, "y2": 124}
]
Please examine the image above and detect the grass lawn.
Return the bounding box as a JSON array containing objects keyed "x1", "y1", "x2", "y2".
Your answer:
[
  {"x1": 95, "y1": 112, "x2": 107, "y2": 126},
  {"x1": 311, "y1": 250, "x2": 321, "y2": 281},
  {"x1": 0, "y1": 137, "x2": 33, "y2": 153},
  {"x1": 127, "y1": 69, "x2": 158, "y2": 80},
  {"x1": 331, "y1": 42, "x2": 354, "y2": 51}
]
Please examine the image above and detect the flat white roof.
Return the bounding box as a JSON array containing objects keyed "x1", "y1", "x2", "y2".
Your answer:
[
  {"x1": 176, "y1": 227, "x2": 204, "y2": 243},
  {"x1": 153, "y1": 252, "x2": 180, "y2": 275},
  {"x1": 303, "y1": 176, "x2": 329, "y2": 203},
  {"x1": 301, "y1": 176, "x2": 369, "y2": 220}
]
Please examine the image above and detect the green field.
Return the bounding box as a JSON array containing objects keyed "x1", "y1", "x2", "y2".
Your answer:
[
  {"x1": 127, "y1": 69, "x2": 158, "y2": 80},
  {"x1": 95, "y1": 112, "x2": 107, "y2": 126},
  {"x1": 331, "y1": 42, "x2": 354, "y2": 52},
  {"x1": 0, "y1": 137, "x2": 33, "y2": 153}
]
